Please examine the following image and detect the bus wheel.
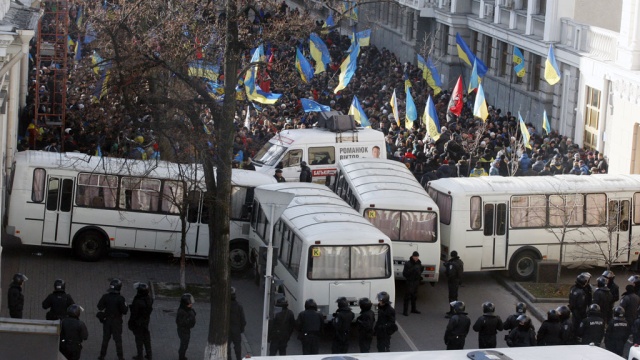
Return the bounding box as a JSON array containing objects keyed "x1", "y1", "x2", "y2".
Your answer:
[
  {"x1": 229, "y1": 243, "x2": 249, "y2": 272},
  {"x1": 74, "y1": 230, "x2": 106, "y2": 261},
  {"x1": 509, "y1": 250, "x2": 538, "y2": 281}
]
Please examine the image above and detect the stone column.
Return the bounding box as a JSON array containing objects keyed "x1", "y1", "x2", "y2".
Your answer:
[{"x1": 617, "y1": 0, "x2": 640, "y2": 70}]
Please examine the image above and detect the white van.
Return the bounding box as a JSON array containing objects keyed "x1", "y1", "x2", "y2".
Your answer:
[{"x1": 252, "y1": 128, "x2": 387, "y2": 183}]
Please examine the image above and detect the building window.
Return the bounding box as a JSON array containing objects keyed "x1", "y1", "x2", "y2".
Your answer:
[
  {"x1": 530, "y1": 54, "x2": 541, "y2": 91},
  {"x1": 482, "y1": 35, "x2": 493, "y2": 67},
  {"x1": 584, "y1": 86, "x2": 601, "y2": 150},
  {"x1": 440, "y1": 24, "x2": 450, "y2": 56},
  {"x1": 520, "y1": 0, "x2": 529, "y2": 10},
  {"x1": 405, "y1": 10, "x2": 415, "y2": 41},
  {"x1": 498, "y1": 41, "x2": 508, "y2": 77},
  {"x1": 538, "y1": 0, "x2": 546, "y2": 15},
  {"x1": 471, "y1": 30, "x2": 479, "y2": 55}
]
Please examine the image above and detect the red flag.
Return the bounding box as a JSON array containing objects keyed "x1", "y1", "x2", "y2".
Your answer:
[
  {"x1": 448, "y1": 75, "x2": 464, "y2": 116},
  {"x1": 267, "y1": 53, "x2": 274, "y2": 71}
]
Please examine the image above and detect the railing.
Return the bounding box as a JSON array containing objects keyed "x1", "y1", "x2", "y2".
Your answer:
[{"x1": 560, "y1": 18, "x2": 617, "y2": 61}]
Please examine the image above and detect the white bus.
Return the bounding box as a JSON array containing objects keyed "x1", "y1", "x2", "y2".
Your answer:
[
  {"x1": 4, "y1": 151, "x2": 276, "y2": 270},
  {"x1": 251, "y1": 128, "x2": 386, "y2": 184},
  {"x1": 332, "y1": 158, "x2": 441, "y2": 282},
  {"x1": 426, "y1": 175, "x2": 640, "y2": 280},
  {"x1": 248, "y1": 345, "x2": 623, "y2": 360},
  {"x1": 249, "y1": 182, "x2": 395, "y2": 321}
]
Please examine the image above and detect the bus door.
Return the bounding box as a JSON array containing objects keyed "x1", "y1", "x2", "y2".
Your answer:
[
  {"x1": 185, "y1": 190, "x2": 210, "y2": 257},
  {"x1": 42, "y1": 176, "x2": 74, "y2": 245},
  {"x1": 279, "y1": 148, "x2": 303, "y2": 182},
  {"x1": 608, "y1": 199, "x2": 631, "y2": 263},
  {"x1": 482, "y1": 202, "x2": 507, "y2": 268}
]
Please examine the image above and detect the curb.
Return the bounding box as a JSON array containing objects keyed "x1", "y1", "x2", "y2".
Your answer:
[
  {"x1": 491, "y1": 273, "x2": 549, "y2": 324},
  {"x1": 513, "y1": 282, "x2": 567, "y2": 303}
]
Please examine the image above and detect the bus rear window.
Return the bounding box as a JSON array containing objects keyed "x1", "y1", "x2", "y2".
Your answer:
[
  {"x1": 428, "y1": 188, "x2": 452, "y2": 225},
  {"x1": 307, "y1": 245, "x2": 391, "y2": 280},
  {"x1": 366, "y1": 210, "x2": 437, "y2": 242}
]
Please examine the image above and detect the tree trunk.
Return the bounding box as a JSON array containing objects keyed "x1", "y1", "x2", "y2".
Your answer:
[
  {"x1": 557, "y1": 231, "x2": 565, "y2": 283},
  {"x1": 205, "y1": 0, "x2": 240, "y2": 358},
  {"x1": 180, "y1": 217, "x2": 187, "y2": 290}
]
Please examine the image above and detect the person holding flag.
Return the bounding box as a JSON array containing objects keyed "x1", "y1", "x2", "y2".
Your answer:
[
  {"x1": 349, "y1": 96, "x2": 370, "y2": 127},
  {"x1": 543, "y1": 110, "x2": 551, "y2": 135},
  {"x1": 424, "y1": 95, "x2": 441, "y2": 143},
  {"x1": 447, "y1": 76, "x2": 464, "y2": 122},
  {"x1": 405, "y1": 80, "x2": 417, "y2": 129},
  {"x1": 518, "y1": 112, "x2": 532, "y2": 150},
  {"x1": 390, "y1": 89, "x2": 400, "y2": 127}
]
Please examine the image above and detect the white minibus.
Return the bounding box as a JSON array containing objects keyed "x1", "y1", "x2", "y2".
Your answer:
[
  {"x1": 249, "y1": 182, "x2": 395, "y2": 320},
  {"x1": 333, "y1": 158, "x2": 441, "y2": 282}
]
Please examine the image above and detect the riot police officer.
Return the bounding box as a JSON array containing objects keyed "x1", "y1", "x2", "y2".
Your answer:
[
  {"x1": 176, "y1": 293, "x2": 196, "y2": 360},
  {"x1": 403, "y1": 251, "x2": 422, "y2": 316},
  {"x1": 577, "y1": 304, "x2": 605, "y2": 345},
  {"x1": 332, "y1": 297, "x2": 355, "y2": 354},
  {"x1": 444, "y1": 301, "x2": 471, "y2": 350},
  {"x1": 630, "y1": 274, "x2": 640, "y2": 297},
  {"x1": 620, "y1": 284, "x2": 640, "y2": 326},
  {"x1": 504, "y1": 302, "x2": 528, "y2": 332},
  {"x1": 593, "y1": 276, "x2": 613, "y2": 325},
  {"x1": 97, "y1": 278, "x2": 128, "y2": 360},
  {"x1": 42, "y1": 279, "x2": 75, "y2": 320},
  {"x1": 444, "y1": 251, "x2": 464, "y2": 318},
  {"x1": 557, "y1": 305, "x2": 575, "y2": 345},
  {"x1": 8, "y1": 273, "x2": 27, "y2": 318},
  {"x1": 374, "y1": 291, "x2": 396, "y2": 352},
  {"x1": 569, "y1": 273, "x2": 589, "y2": 332},
  {"x1": 228, "y1": 287, "x2": 246, "y2": 360},
  {"x1": 296, "y1": 298, "x2": 324, "y2": 355},
  {"x1": 581, "y1": 272, "x2": 593, "y2": 305},
  {"x1": 603, "y1": 270, "x2": 620, "y2": 303},
  {"x1": 59, "y1": 304, "x2": 88, "y2": 360},
  {"x1": 472, "y1": 302, "x2": 503, "y2": 349},
  {"x1": 129, "y1": 282, "x2": 153, "y2": 360},
  {"x1": 356, "y1": 297, "x2": 375, "y2": 353},
  {"x1": 537, "y1": 309, "x2": 562, "y2": 346},
  {"x1": 605, "y1": 306, "x2": 629, "y2": 356},
  {"x1": 506, "y1": 315, "x2": 536, "y2": 347},
  {"x1": 268, "y1": 298, "x2": 295, "y2": 355}
]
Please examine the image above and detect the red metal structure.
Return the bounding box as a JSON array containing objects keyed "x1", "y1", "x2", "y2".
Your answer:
[{"x1": 33, "y1": 1, "x2": 69, "y2": 147}]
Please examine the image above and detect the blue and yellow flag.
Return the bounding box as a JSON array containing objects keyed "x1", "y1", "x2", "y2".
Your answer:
[
  {"x1": 296, "y1": 48, "x2": 314, "y2": 83},
  {"x1": 544, "y1": 44, "x2": 561, "y2": 85},
  {"x1": 468, "y1": 58, "x2": 481, "y2": 94},
  {"x1": 405, "y1": 80, "x2": 417, "y2": 129},
  {"x1": 543, "y1": 110, "x2": 551, "y2": 135},
  {"x1": 390, "y1": 89, "x2": 400, "y2": 127},
  {"x1": 519, "y1": 112, "x2": 532, "y2": 149},
  {"x1": 301, "y1": 98, "x2": 330, "y2": 112},
  {"x1": 326, "y1": 14, "x2": 335, "y2": 27},
  {"x1": 473, "y1": 83, "x2": 489, "y2": 121},
  {"x1": 76, "y1": 6, "x2": 84, "y2": 28},
  {"x1": 244, "y1": 45, "x2": 282, "y2": 105},
  {"x1": 188, "y1": 61, "x2": 219, "y2": 81},
  {"x1": 417, "y1": 55, "x2": 442, "y2": 95},
  {"x1": 513, "y1": 46, "x2": 526, "y2": 77},
  {"x1": 424, "y1": 95, "x2": 441, "y2": 142},
  {"x1": 334, "y1": 41, "x2": 360, "y2": 93},
  {"x1": 67, "y1": 35, "x2": 75, "y2": 49},
  {"x1": 349, "y1": 29, "x2": 371, "y2": 47},
  {"x1": 74, "y1": 37, "x2": 82, "y2": 62},
  {"x1": 343, "y1": 1, "x2": 358, "y2": 21},
  {"x1": 349, "y1": 96, "x2": 370, "y2": 127},
  {"x1": 456, "y1": 33, "x2": 488, "y2": 77},
  {"x1": 309, "y1": 33, "x2": 330, "y2": 74},
  {"x1": 91, "y1": 51, "x2": 103, "y2": 75}
]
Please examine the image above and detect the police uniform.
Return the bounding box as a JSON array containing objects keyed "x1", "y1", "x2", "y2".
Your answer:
[
  {"x1": 537, "y1": 318, "x2": 562, "y2": 346},
  {"x1": 97, "y1": 286, "x2": 128, "y2": 360},
  {"x1": 593, "y1": 286, "x2": 613, "y2": 324},
  {"x1": 445, "y1": 253, "x2": 463, "y2": 315},
  {"x1": 577, "y1": 312, "x2": 605, "y2": 345},
  {"x1": 402, "y1": 252, "x2": 422, "y2": 316},
  {"x1": 60, "y1": 310, "x2": 88, "y2": 360},
  {"x1": 605, "y1": 317, "x2": 629, "y2": 356},
  {"x1": 506, "y1": 324, "x2": 536, "y2": 347},
  {"x1": 472, "y1": 313, "x2": 503, "y2": 349},
  {"x1": 42, "y1": 289, "x2": 75, "y2": 320},
  {"x1": 228, "y1": 295, "x2": 246, "y2": 360},
  {"x1": 356, "y1": 305, "x2": 375, "y2": 353},
  {"x1": 445, "y1": 311, "x2": 471, "y2": 350},
  {"x1": 331, "y1": 303, "x2": 355, "y2": 354},
  {"x1": 569, "y1": 285, "x2": 587, "y2": 331},
  {"x1": 176, "y1": 300, "x2": 196, "y2": 360},
  {"x1": 374, "y1": 301, "x2": 396, "y2": 352},
  {"x1": 129, "y1": 289, "x2": 153, "y2": 359},
  {"x1": 268, "y1": 303, "x2": 295, "y2": 355},
  {"x1": 296, "y1": 306, "x2": 324, "y2": 354},
  {"x1": 7, "y1": 281, "x2": 24, "y2": 318}
]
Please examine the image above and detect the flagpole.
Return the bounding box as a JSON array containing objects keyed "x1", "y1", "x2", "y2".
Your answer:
[{"x1": 508, "y1": 68, "x2": 514, "y2": 114}]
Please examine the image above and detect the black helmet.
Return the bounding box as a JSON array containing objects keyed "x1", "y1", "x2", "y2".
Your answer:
[
  {"x1": 588, "y1": 303, "x2": 601, "y2": 314},
  {"x1": 301, "y1": 161, "x2": 307, "y2": 167},
  {"x1": 517, "y1": 314, "x2": 531, "y2": 327},
  {"x1": 614, "y1": 306, "x2": 625, "y2": 318},
  {"x1": 576, "y1": 274, "x2": 589, "y2": 287},
  {"x1": 54, "y1": 279, "x2": 65, "y2": 291},
  {"x1": 547, "y1": 309, "x2": 559, "y2": 321},
  {"x1": 336, "y1": 297, "x2": 349, "y2": 309},
  {"x1": 450, "y1": 301, "x2": 465, "y2": 314},
  {"x1": 581, "y1": 272, "x2": 592, "y2": 282},
  {"x1": 450, "y1": 250, "x2": 458, "y2": 258},
  {"x1": 180, "y1": 293, "x2": 194, "y2": 306},
  {"x1": 135, "y1": 282, "x2": 149, "y2": 296},
  {"x1": 276, "y1": 297, "x2": 289, "y2": 307},
  {"x1": 109, "y1": 278, "x2": 122, "y2": 292},
  {"x1": 556, "y1": 305, "x2": 571, "y2": 320},
  {"x1": 358, "y1": 297, "x2": 372, "y2": 311},
  {"x1": 67, "y1": 304, "x2": 83, "y2": 318},
  {"x1": 602, "y1": 270, "x2": 615, "y2": 280},
  {"x1": 515, "y1": 302, "x2": 527, "y2": 314},
  {"x1": 482, "y1": 302, "x2": 495, "y2": 315},
  {"x1": 304, "y1": 298, "x2": 317, "y2": 310},
  {"x1": 628, "y1": 275, "x2": 640, "y2": 283},
  {"x1": 377, "y1": 291, "x2": 390, "y2": 305},
  {"x1": 12, "y1": 273, "x2": 28, "y2": 285},
  {"x1": 596, "y1": 276, "x2": 607, "y2": 288}
]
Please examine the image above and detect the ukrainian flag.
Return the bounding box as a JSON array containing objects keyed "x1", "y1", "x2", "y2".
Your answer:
[
  {"x1": 519, "y1": 112, "x2": 532, "y2": 149},
  {"x1": 468, "y1": 58, "x2": 481, "y2": 94},
  {"x1": 67, "y1": 35, "x2": 75, "y2": 49},
  {"x1": 244, "y1": 45, "x2": 282, "y2": 104},
  {"x1": 296, "y1": 48, "x2": 314, "y2": 83},
  {"x1": 513, "y1": 46, "x2": 526, "y2": 77},
  {"x1": 343, "y1": 1, "x2": 358, "y2": 21},
  {"x1": 349, "y1": 96, "x2": 370, "y2": 127},
  {"x1": 350, "y1": 29, "x2": 371, "y2": 47},
  {"x1": 543, "y1": 110, "x2": 551, "y2": 135},
  {"x1": 405, "y1": 80, "x2": 417, "y2": 129},
  {"x1": 74, "y1": 37, "x2": 82, "y2": 62},
  {"x1": 417, "y1": 55, "x2": 442, "y2": 95},
  {"x1": 424, "y1": 95, "x2": 441, "y2": 142},
  {"x1": 188, "y1": 61, "x2": 219, "y2": 81},
  {"x1": 334, "y1": 41, "x2": 360, "y2": 93},
  {"x1": 473, "y1": 83, "x2": 489, "y2": 121},
  {"x1": 544, "y1": 44, "x2": 561, "y2": 85},
  {"x1": 91, "y1": 51, "x2": 103, "y2": 75},
  {"x1": 390, "y1": 89, "x2": 400, "y2": 127},
  {"x1": 456, "y1": 33, "x2": 488, "y2": 77},
  {"x1": 309, "y1": 33, "x2": 330, "y2": 74}
]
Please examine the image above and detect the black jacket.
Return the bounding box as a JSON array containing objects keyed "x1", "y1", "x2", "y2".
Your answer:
[
  {"x1": 445, "y1": 257, "x2": 463, "y2": 283},
  {"x1": 269, "y1": 307, "x2": 295, "y2": 342},
  {"x1": 593, "y1": 287, "x2": 613, "y2": 323},
  {"x1": 577, "y1": 314, "x2": 605, "y2": 345},
  {"x1": 176, "y1": 305, "x2": 196, "y2": 333},
  {"x1": 605, "y1": 317, "x2": 629, "y2": 355},
  {"x1": 333, "y1": 307, "x2": 355, "y2": 341},
  {"x1": 506, "y1": 325, "x2": 536, "y2": 347},
  {"x1": 230, "y1": 299, "x2": 247, "y2": 337},
  {"x1": 300, "y1": 165, "x2": 312, "y2": 182},
  {"x1": 97, "y1": 291, "x2": 128, "y2": 320},
  {"x1": 43, "y1": 290, "x2": 75, "y2": 320},
  {"x1": 403, "y1": 258, "x2": 422, "y2": 291},
  {"x1": 60, "y1": 316, "x2": 88, "y2": 344},
  {"x1": 374, "y1": 303, "x2": 396, "y2": 337},
  {"x1": 569, "y1": 285, "x2": 587, "y2": 321},
  {"x1": 356, "y1": 309, "x2": 375, "y2": 337},
  {"x1": 129, "y1": 293, "x2": 153, "y2": 329},
  {"x1": 8, "y1": 283, "x2": 24, "y2": 314},
  {"x1": 536, "y1": 320, "x2": 562, "y2": 346},
  {"x1": 473, "y1": 314, "x2": 503, "y2": 337},
  {"x1": 445, "y1": 312, "x2": 471, "y2": 342},
  {"x1": 620, "y1": 291, "x2": 640, "y2": 325},
  {"x1": 296, "y1": 309, "x2": 323, "y2": 336}
]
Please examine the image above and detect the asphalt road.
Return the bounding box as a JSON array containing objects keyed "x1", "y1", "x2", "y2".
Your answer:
[{"x1": 1, "y1": 245, "x2": 540, "y2": 358}]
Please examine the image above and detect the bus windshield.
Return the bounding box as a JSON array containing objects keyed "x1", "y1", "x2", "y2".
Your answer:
[
  {"x1": 366, "y1": 209, "x2": 437, "y2": 242},
  {"x1": 253, "y1": 142, "x2": 287, "y2": 166},
  {"x1": 307, "y1": 244, "x2": 391, "y2": 280}
]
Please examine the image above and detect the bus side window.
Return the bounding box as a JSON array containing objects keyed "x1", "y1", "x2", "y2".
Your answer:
[
  {"x1": 32, "y1": 168, "x2": 46, "y2": 202},
  {"x1": 46, "y1": 177, "x2": 60, "y2": 211},
  {"x1": 282, "y1": 149, "x2": 302, "y2": 168},
  {"x1": 470, "y1": 196, "x2": 482, "y2": 230},
  {"x1": 309, "y1": 146, "x2": 335, "y2": 165}
]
